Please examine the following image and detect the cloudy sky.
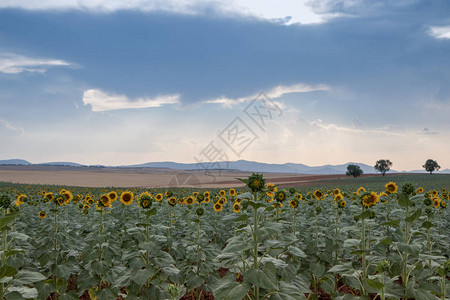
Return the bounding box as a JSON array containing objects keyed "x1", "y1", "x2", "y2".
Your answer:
[{"x1": 0, "y1": 0, "x2": 449, "y2": 171}]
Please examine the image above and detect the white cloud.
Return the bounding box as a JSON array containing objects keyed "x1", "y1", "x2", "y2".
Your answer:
[
  {"x1": 310, "y1": 119, "x2": 403, "y2": 136},
  {"x1": 0, "y1": 119, "x2": 25, "y2": 135},
  {"x1": 204, "y1": 82, "x2": 329, "y2": 107},
  {"x1": 428, "y1": 26, "x2": 450, "y2": 40},
  {"x1": 0, "y1": 0, "x2": 327, "y2": 24},
  {"x1": 82, "y1": 89, "x2": 180, "y2": 111},
  {"x1": 0, "y1": 52, "x2": 71, "y2": 74}
]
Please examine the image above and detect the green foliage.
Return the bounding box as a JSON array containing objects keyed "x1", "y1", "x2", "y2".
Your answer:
[
  {"x1": 346, "y1": 164, "x2": 363, "y2": 178},
  {"x1": 374, "y1": 159, "x2": 393, "y2": 176},
  {"x1": 423, "y1": 159, "x2": 441, "y2": 174}
]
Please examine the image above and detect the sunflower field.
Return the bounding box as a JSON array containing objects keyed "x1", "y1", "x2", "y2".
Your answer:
[{"x1": 0, "y1": 174, "x2": 449, "y2": 300}]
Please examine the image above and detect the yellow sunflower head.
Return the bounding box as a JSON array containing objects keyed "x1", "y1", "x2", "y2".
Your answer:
[
  {"x1": 120, "y1": 191, "x2": 134, "y2": 206},
  {"x1": 232, "y1": 203, "x2": 240, "y2": 213},
  {"x1": 155, "y1": 193, "x2": 163, "y2": 202},
  {"x1": 313, "y1": 190, "x2": 324, "y2": 200},
  {"x1": 289, "y1": 199, "x2": 298, "y2": 208},
  {"x1": 213, "y1": 203, "x2": 223, "y2": 212},
  {"x1": 229, "y1": 188, "x2": 236, "y2": 197},
  {"x1": 361, "y1": 192, "x2": 379, "y2": 208},
  {"x1": 385, "y1": 182, "x2": 398, "y2": 194},
  {"x1": 356, "y1": 187, "x2": 366, "y2": 195},
  {"x1": 108, "y1": 191, "x2": 118, "y2": 202},
  {"x1": 38, "y1": 211, "x2": 47, "y2": 219}
]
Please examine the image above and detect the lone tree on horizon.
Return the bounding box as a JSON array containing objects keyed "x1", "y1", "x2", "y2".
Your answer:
[
  {"x1": 423, "y1": 159, "x2": 440, "y2": 174},
  {"x1": 346, "y1": 164, "x2": 363, "y2": 178},
  {"x1": 374, "y1": 159, "x2": 393, "y2": 176}
]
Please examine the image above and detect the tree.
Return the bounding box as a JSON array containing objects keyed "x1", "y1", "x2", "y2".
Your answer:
[
  {"x1": 346, "y1": 164, "x2": 363, "y2": 178},
  {"x1": 423, "y1": 159, "x2": 440, "y2": 174},
  {"x1": 374, "y1": 159, "x2": 393, "y2": 176}
]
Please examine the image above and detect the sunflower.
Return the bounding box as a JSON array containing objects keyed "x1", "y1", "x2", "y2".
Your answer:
[
  {"x1": 99, "y1": 194, "x2": 112, "y2": 208},
  {"x1": 232, "y1": 203, "x2": 241, "y2": 213},
  {"x1": 313, "y1": 190, "x2": 324, "y2": 200},
  {"x1": 214, "y1": 203, "x2": 223, "y2": 212},
  {"x1": 432, "y1": 197, "x2": 441, "y2": 208},
  {"x1": 361, "y1": 192, "x2": 379, "y2": 208},
  {"x1": 15, "y1": 194, "x2": 27, "y2": 206},
  {"x1": 139, "y1": 197, "x2": 152, "y2": 209},
  {"x1": 266, "y1": 183, "x2": 277, "y2": 198},
  {"x1": 338, "y1": 200, "x2": 346, "y2": 208},
  {"x1": 56, "y1": 197, "x2": 64, "y2": 206},
  {"x1": 120, "y1": 191, "x2": 134, "y2": 206},
  {"x1": 379, "y1": 192, "x2": 388, "y2": 203},
  {"x1": 356, "y1": 187, "x2": 366, "y2": 195},
  {"x1": 334, "y1": 193, "x2": 344, "y2": 203},
  {"x1": 165, "y1": 191, "x2": 173, "y2": 197},
  {"x1": 155, "y1": 193, "x2": 163, "y2": 202},
  {"x1": 218, "y1": 197, "x2": 227, "y2": 205},
  {"x1": 229, "y1": 188, "x2": 236, "y2": 197},
  {"x1": 168, "y1": 197, "x2": 177, "y2": 206},
  {"x1": 333, "y1": 188, "x2": 341, "y2": 195},
  {"x1": 60, "y1": 189, "x2": 73, "y2": 203},
  {"x1": 203, "y1": 197, "x2": 211, "y2": 203},
  {"x1": 204, "y1": 191, "x2": 211, "y2": 198},
  {"x1": 234, "y1": 197, "x2": 242, "y2": 204},
  {"x1": 108, "y1": 191, "x2": 118, "y2": 202},
  {"x1": 289, "y1": 199, "x2": 298, "y2": 208},
  {"x1": 296, "y1": 193, "x2": 303, "y2": 201},
  {"x1": 246, "y1": 173, "x2": 265, "y2": 193},
  {"x1": 275, "y1": 190, "x2": 287, "y2": 202},
  {"x1": 416, "y1": 187, "x2": 424, "y2": 194},
  {"x1": 441, "y1": 201, "x2": 446, "y2": 209},
  {"x1": 219, "y1": 190, "x2": 226, "y2": 197},
  {"x1": 186, "y1": 196, "x2": 195, "y2": 205},
  {"x1": 385, "y1": 182, "x2": 398, "y2": 194},
  {"x1": 38, "y1": 211, "x2": 47, "y2": 219},
  {"x1": 44, "y1": 192, "x2": 54, "y2": 202},
  {"x1": 431, "y1": 190, "x2": 438, "y2": 197}
]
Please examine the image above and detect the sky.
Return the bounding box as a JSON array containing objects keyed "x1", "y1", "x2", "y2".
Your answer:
[{"x1": 0, "y1": 0, "x2": 449, "y2": 171}]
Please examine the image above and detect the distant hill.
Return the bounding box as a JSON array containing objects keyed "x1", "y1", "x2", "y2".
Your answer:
[
  {"x1": 36, "y1": 162, "x2": 86, "y2": 167},
  {"x1": 124, "y1": 160, "x2": 385, "y2": 174},
  {"x1": 0, "y1": 159, "x2": 31, "y2": 165}
]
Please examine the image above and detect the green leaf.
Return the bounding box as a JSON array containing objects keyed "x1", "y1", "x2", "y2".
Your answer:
[
  {"x1": 51, "y1": 264, "x2": 73, "y2": 280},
  {"x1": 405, "y1": 209, "x2": 422, "y2": 223},
  {"x1": 310, "y1": 262, "x2": 326, "y2": 278},
  {"x1": 378, "y1": 238, "x2": 393, "y2": 245},
  {"x1": 328, "y1": 263, "x2": 353, "y2": 274},
  {"x1": 0, "y1": 213, "x2": 18, "y2": 231},
  {"x1": 14, "y1": 270, "x2": 47, "y2": 285},
  {"x1": 397, "y1": 243, "x2": 421, "y2": 257},
  {"x1": 397, "y1": 194, "x2": 411, "y2": 208},
  {"x1": 246, "y1": 268, "x2": 277, "y2": 290},
  {"x1": 0, "y1": 264, "x2": 18, "y2": 279},
  {"x1": 131, "y1": 269, "x2": 152, "y2": 286},
  {"x1": 288, "y1": 246, "x2": 307, "y2": 258},
  {"x1": 380, "y1": 220, "x2": 400, "y2": 227},
  {"x1": 228, "y1": 283, "x2": 250, "y2": 300},
  {"x1": 248, "y1": 201, "x2": 266, "y2": 210},
  {"x1": 421, "y1": 221, "x2": 433, "y2": 229},
  {"x1": 144, "y1": 207, "x2": 157, "y2": 217},
  {"x1": 343, "y1": 239, "x2": 360, "y2": 249},
  {"x1": 7, "y1": 286, "x2": 38, "y2": 299},
  {"x1": 366, "y1": 278, "x2": 384, "y2": 290}
]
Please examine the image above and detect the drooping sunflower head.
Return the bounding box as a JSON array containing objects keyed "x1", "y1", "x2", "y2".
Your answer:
[
  {"x1": 38, "y1": 211, "x2": 47, "y2": 219},
  {"x1": 120, "y1": 191, "x2": 134, "y2": 206},
  {"x1": 56, "y1": 197, "x2": 64, "y2": 206},
  {"x1": 213, "y1": 203, "x2": 223, "y2": 212},
  {"x1": 441, "y1": 201, "x2": 446, "y2": 209},
  {"x1": 313, "y1": 190, "x2": 324, "y2": 200},
  {"x1": 16, "y1": 194, "x2": 27, "y2": 204},
  {"x1": 44, "y1": 192, "x2": 54, "y2": 202},
  {"x1": 197, "y1": 193, "x2": 205, "y2": 202},
  {"x1": 356, "y1": 187, "x2": 366, "y2": 195},
  {"x1": 334, "y1": 193, "x2": 344, "y2": 203},
  {"x1": 361, "y1": 192, "x2": 379, "y2": 208},
  {"x1": 60, "y1": 189, "x2": 73, "y2": 203},
  {"x1": 245, "y1": 173, "x2": 266, "y2": 193},
  {"x1": 196, "y1": 207, "x2": 205, "y2": 216},
  {"x1": 233, "y1": 203, "x2": 241, "y2": 213},
  {"x1": 165, "y1": 190, "x2": 173, "y2": 197},
  {"x1": 401, "y1": 182, "x2": 415, "y2": 196},
  {"x1": 385, "y1": 182, "x2": 398, "y2": 194},
  {"x1": 379, "y1": 192, "x2": 388, "y2": 203},
  {"x1": 139, "y1": 194, "x2": 152, "y2": 209},
  {"x1": 0, "y1": 194, "x2": 11, "y2": 209},
  {"x1": 289, "y1": 199, "x2": 298, "y2": 208},
  {"x1": 275, "y1": 190, "x2": 287, "y2": 202}
]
